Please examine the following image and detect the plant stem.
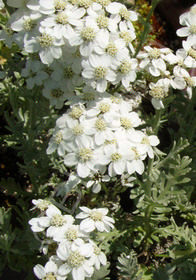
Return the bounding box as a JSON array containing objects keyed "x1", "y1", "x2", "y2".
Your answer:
[{"x1": 134, "y1": 0, "x2": 161, "y2": 57}]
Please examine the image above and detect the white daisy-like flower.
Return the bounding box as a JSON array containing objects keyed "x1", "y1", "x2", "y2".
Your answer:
[
  {"x1": 106, "y1": 2, "x2": 138, "y2": 30},
  {"x1": 76, "y1": 206, "x2": 114, "y2": 232},
  {"x1": 82, "y1": 54, "x2": 116, "y2": 92},
  {"x1": 21, "y1": 59, "x2": 48, "y2": 89},
  {"x1": 94, "y1": 31, "x2": 129, "y2": 61},
  {"x1": 63, "y1": 142, "x2": 108, "y2": 178},
  {"x1": 149, "y1": 78, "x2": 170, "y2": 110},
  {"x1": 57, "y1": 238, "x2": 94, "y2": 280},
  {"x1": 68, "y1": 19, "x2": 102, "y2": 57},
  {"x1": 86, "y1": 169, "x2": 110, "y2": 193},
  {"x1": 129, "y1": 130, "x2": 159, "y2": 158},
  {"x1": 112, "y1": 56, "x2": 138, "y2": 88},
  {"x1": 40, "y1": 5, "x2": 85, "y2": 40},
  {"x1": 53, "y1": 224, "x2": 88, "y2": 243},
  {"x1": 173, "y1": 67, "x2": 196, "y2": 98},
  {"x1": 126, "y1": 144, "x2": 147, "y2": 175},
  {"x1": 34, "y1": 260, "x2": 65, "y2": 280},
  {"x1": 89, "y1": 241, "x2": 107, "y2": 270},
  {"x1": 39, "y1": 0, "x2": 67, "y2": 15},
  {"x1": 24, "y1": 29, "x2": 64, "y2": 65},
  {"x1": 42, "y1": 79, "x2": 71, "y2": 109},
  {"x1": 118, "y1": 21, "x2": 136, "y2": 54},
  {"x1": 86, "y1": 6, "x2": 118, "y2": 33},
  {"x1": 46, "y1": 128, "x2": 72, "y2": 156},
  {"x1": 138, "y1": 46, "x2": 175, "y2": 77},
  {"x1": 31, "y1": 199, "x2": 52, "y2": 211},
  {"x1": 177, "y1": 12, "x2": 196, "y2": 45},
  {"x1": 175, "y1": 40, "x2": 196, "y2": 68}
]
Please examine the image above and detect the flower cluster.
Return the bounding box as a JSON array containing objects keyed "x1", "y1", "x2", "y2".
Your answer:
[
  {"x1": 47, "y1": 92, "x2": 159, "y2": 192},
  {"x1": 29, "y1": 200, "x2": 114, "y2": 280}
]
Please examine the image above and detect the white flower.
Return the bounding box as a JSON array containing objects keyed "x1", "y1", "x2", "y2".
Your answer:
[
  {"x1": 68, "y1": 19, "x2": 101, "y2": 57},
  {"x1": 112, "y1": 57, "x2": 138, "y2": 88},
  {"x1": 40, "y1": 6, "x2": 85, "y2": 40},
  {"x1": 31, "y1": 199, "x2": 52, "y2": 211},
  {"x1": 94, "y1": 31, "x2": 129, "y2": 61},
  {"x1": 173, "y1": 67, "x2": 196, "y2": 98},
  {"x1": 34, "y1": 260, "x2": 65, "y2": 280},
  {"x1": 149, "y1": 78, "x2": 170, "y2": 110},
  {"x1": 177, "y1": 40, "x2": 196, "y2": 68},
  {"x1": 24, "y1": 30, "x2": 64, "y2": 65},
  {"x1": 57, "y1": 238, "x2": 94, "y2": 280},
  {"x1": 86, "y1": 169, "x2": 110, "y2": 193},
  {"x1": 129, "y1": 131, "x2": 159, "y2": 158},
  {"x1": 118, "y1": 21, "x2": 136, "y2": 54},
  {"x1": 42, "y1": 79, "x2": 71, "y2": 109},
  {"x1": 53, "y1": 224, "x2": 88, "y2": 243},
  {"x1": 39, "y1": 0, "x2": 67, "y2": 15},
  {"x1": 21, "y1": 59, "x2": 48, "y2": 89},
  {"x1": 46, "y1": 128, "x2": 71, "y2": 156},
  {"x1": 126, "y1": 144, "x2": 147, "y2": 175},
  {"x1": 106, "y1": 2, "x2": 138, "y2": 30},
  {"x1": 177, "y1": 12, "x2": 196, "y2": 45},
  {"x1": 82, "y1": 54, "x2": 116, "y2": 92},
  {"x1": 29, "y1": 204, "x2": 74, "y2": 237},
  {"x1": 63, "y1": 143, "x2": 108, "y2": 178},
  {"x1": 138, "y1": 46, "x2": 175, "y2": 77},
  {"x1": 89, "y1": 241, "x2": 107, "y2": 270},
  {"x1": 76, "y1": 206, "x2": 114, "y2": 232}
]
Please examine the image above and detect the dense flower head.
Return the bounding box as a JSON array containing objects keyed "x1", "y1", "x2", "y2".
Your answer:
[
  {"x1": 47, "y1": 93, "x2": 159, "y2": 182},
  {"x1": 29, "y1": 201, "x2": 114, "y2": 280}
]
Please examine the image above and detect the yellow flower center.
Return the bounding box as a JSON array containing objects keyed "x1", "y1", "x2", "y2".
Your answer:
[
  {"x1": 77, "y1": 0, "x2": 92, "y2": 8},
  {"x1": 50, "y1": 214, "x2": 65, "y2": 226},
  {"x1": 78, "y1": 148, "x2": 93, "y2": 161},
  {"x1": 64, "y1": 66, "x2": 74, "y2": 79},
  {"x1": 95, "y1": 66, "x2": 107, "y2": 79},
  {"x1": 94, "y1": 245, "x2": 101, "y2": 255},
  {"x1": 120, "y1": 31, "x2": 133, "y2": 44},
  {"x1": 72, "y1": 124, "x2": 84, "y2": 135},
  {"x1": 105, "y1": 42, "x2": 118, "y2": 57},
  {"x1": 190, "y1": 24, "x2": 196, "y2": 34},
  {"x1": 39, "y1": 33, "x2": 53, "y2": 48},
  {"x1": 95, "y1": 118, "x2": 106, "y2": 131},
  {"x1": 81, "y1": 27, "x2": 96, "y2": 41},
  {"x1": 66, "y1": 228, "x2": 78, "y2": 241},
  {"x1": 56, "y1": 12, "x2": 68, "y2": 24},
  {"x1": 96, "y1": 15, "x2": 109, "y2": 29},
  {"x1": 68, "y1": 251, "x2": 85, "y2": 267},
  {"x1": 54, "y1": 131, "x2": 63, "y2": 144},
  {"x1": 43, "y1": 272, "x2": 56, "y2": 280},
  {"x1": 24, "y1": 18, "x2": 34, "y2": 31},
  {"x1": 90, "y1": 210, "x2": 103, "y2": 221},
  {"x1": 184, "y1": 76, "x2": 195, "y2": 87},
  {"x1": 95, "y1": 0, "x2": 111, "y2": 5},
  {"x1": 119, "y1": 60, "x2": 132, "y2": 74},
  {"x1": 188, "y1": 48, "x2": 196, "y2": 60},
  {"x1": 37, "y1": 200, "x2": 51, "y2": 211},
  {"x1": 51, "y1": 89, "x2": 64, "y2": 98},
  {"x1": 70, "y1": 107, "x2": 84, "y2": 119},
  {"x1": 119, "y1": 7, "x2": 130, "y2": 21},
  {"x1": 111, "y1": 152, "x2": 122, "y2": 161},
  {"x1": 99, "y1": 102, "x2": 110, "y2": 113},
  {"x1": 54, "y1": 0, "x2": 67, "y2": 10},
  {"x1": 141, "y1": 137, "x2": 150, "y2": 145},
  {"x1": 149, "y1": 86, "x2": 168, "y2": 99},
  {"x1": 149, "y1": 48, "x2": 161, "y2": 59},
  {"x1": 120, "y1": 117, "x2": 132, "y2": 129}
]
